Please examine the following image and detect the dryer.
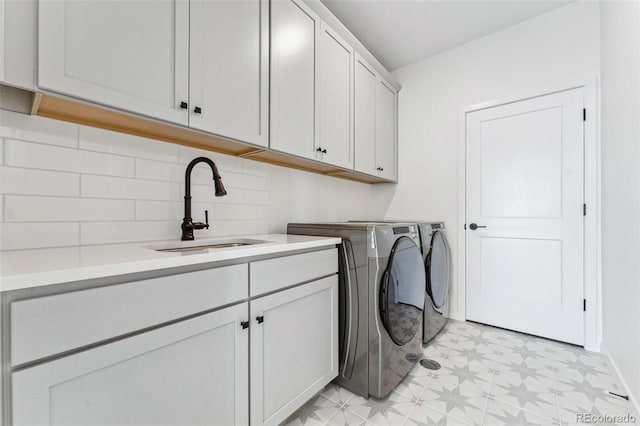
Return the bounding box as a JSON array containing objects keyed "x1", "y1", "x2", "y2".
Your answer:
[
  {"x1": 349, "y1": 221, "x2": 452, "y2": 344},
  {"x1": 417, "y1": 222, "x2": 451, "y2": 343},
  {"x1": 287, "y1": 222, "x2": 425, "y2": 399}
]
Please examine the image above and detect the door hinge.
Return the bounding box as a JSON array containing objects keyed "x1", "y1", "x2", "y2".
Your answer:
[
  {"x1": 583, "y1": 204, "x2": 587, "y2": 216},
  {"x1": 583, "y1": 299, "x2": 586, "y2": 311},
  {"x1": 583, "y1": 108, "x2": 586, "y2": 121}
]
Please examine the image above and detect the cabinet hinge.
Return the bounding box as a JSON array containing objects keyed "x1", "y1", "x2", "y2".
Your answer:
[
  {"x1": 583, "y1": 299, "x2": 586, "y2": 312},
  {"x1": 583, "y1": 108, "x2": 586, "y2": 121},
  {"x1": 583, "y1": 204, "x2": 587, "y2": 216}
]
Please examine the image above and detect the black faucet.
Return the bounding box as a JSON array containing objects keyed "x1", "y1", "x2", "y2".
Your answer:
[{"x1": 181, "y1": 157, "x2": 227, "y2": 241}]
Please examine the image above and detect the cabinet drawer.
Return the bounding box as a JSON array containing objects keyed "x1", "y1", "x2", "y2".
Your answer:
[
  {"x1": 11, "y1": 264, "x2": 248, "y2": 366},
  {"x1": 249, "y1": 248, "x2": 337, "y2": 296}
]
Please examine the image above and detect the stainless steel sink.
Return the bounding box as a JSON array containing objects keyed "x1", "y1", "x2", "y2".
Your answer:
[
  {"x1": 148, "y1": 238, "x2": 271, "y2": 254},
  {"x1": 157, "y1": 242, "x2": 253, "y2": 252}
]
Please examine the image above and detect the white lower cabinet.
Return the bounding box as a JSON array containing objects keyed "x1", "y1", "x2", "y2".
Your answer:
[
  {"x1": 250, "y1": 275, "x2": 338, "y2": 426},
  {"x1": 8, "y1": 251, "x2": 338, "y2": 426},
  {"x1": 12, "y1": 304, "x2": 249, "y2": 426}
]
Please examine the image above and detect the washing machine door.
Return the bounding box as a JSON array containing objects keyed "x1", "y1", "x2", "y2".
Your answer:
[
  {"x1": 426, "y1": 230, "x2": 450, "y2": 313},
  {"x1": 379, "y1": 236, "x2": 425, "y2": 346}
]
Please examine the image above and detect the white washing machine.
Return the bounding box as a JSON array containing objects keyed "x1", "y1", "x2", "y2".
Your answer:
[{"x1": 287, "y1": 222, "x2": 425, "y2": 399}]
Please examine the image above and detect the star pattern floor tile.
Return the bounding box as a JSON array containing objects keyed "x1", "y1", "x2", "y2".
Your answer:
[{"x1": 282, "y1": 320, "x2": 638, "y2": 425}]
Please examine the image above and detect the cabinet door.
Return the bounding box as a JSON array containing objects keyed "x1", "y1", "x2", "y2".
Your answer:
[
  {"x1": 270, "y1": 0, "x2": 319, "y2": 160},
  {"x1": 189, "y1": 0, "x2": 268, "y2": 147},
  {"x1": 38, "y1": 0, "x2": 189, "y2": 125},
  {"x1": 318, "y1": 21, "x2": 353, "y2": 169},
  {"x1": 376, "y1": 77, "x2": 398, "y2": 181},
  {"x1": 13, "y1": 305, "x2": 249, "y2": 426},
  {"x1": 250, "y1": 276, "x2": 338, "y2": 426},
  {"x1": 353, "y1": 54, "x2": 378, "y2": 176}
]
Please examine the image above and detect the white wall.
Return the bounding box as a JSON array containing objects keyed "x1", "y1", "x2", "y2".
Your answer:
[
  {"x1": 0, "y1": 110, "x2": 380, "y2": 250},
  {"x1": 600, "y1": 0, "x2": 640, "y2": 411},
  {"x1": 376, "y1": 0, "x2": 601, "y2": 320}
]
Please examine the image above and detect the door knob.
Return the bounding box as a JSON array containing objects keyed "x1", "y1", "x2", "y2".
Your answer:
[{"x1": 469, "y1": 223, "x2": 487, "y2": 231}]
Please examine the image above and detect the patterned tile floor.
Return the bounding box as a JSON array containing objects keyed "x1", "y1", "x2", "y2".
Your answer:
[{"x1": 283, "y1": 320, "x2": 638, "y2": 426}]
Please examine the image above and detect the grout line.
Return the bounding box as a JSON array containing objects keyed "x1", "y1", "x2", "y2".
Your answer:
[
  {"x1": 553, "y1": 366, "x2": 564, "y2": 425},
  {"x1": 479, "y1": 371, "x2": 497, "y2": 426}
]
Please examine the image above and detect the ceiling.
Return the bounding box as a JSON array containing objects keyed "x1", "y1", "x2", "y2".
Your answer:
[{"x1": 320, "y1": 0, "x2": 573, "y2": 70}]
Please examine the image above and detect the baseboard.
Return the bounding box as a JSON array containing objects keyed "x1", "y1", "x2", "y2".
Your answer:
[{"x1": 601, "y1": 344, "x2": 640, "y2": 419}]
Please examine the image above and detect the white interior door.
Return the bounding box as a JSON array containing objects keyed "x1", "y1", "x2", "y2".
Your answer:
[{"x1": 466, "y1": 88, "x2": 585, "y2": 345}]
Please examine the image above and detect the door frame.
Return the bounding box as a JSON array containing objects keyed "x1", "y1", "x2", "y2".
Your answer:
[{"x1": 456, "y1": 79, "x2": 601, "y2": 352}]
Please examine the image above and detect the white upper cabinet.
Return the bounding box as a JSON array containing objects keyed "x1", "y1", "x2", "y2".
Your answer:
[
  {"x1": 38, "y1": 0, "x2": 189, "y2": 125},
  {"x1": 1, "y1": 0, "x2": 37, "y2": 90},
  {"x1": 354, "y1": 54, "x2": 378, "y2": 176},
  {"x1": 32, "y1": 0, "x2": 399, "y2": 182},
  {"x1": 189, "y1": 0, "x2": 268, "y2": 147},
  {"x1": 317, "y1": 22, "x2": 353, "y2": 169},
  {"x1": 376, "y1": 77, "x2": 398, "y2": 181},
  {"x1": 270, "y1": 0, "x2": 319, "y2": 160}
]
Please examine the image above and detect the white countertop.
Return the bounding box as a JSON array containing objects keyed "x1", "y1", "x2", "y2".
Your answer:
[{"x1": 0, "y1": 234, "x2": 341, "y2": 292}]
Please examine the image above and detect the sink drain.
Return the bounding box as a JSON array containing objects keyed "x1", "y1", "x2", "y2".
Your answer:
[{"x1": 420, "y1": 359, "x2": 441, "y2": 370}]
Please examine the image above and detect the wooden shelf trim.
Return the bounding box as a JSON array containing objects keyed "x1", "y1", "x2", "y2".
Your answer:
[{"x1": 33, "y1": 93, "x2": 394, "y2": 184}]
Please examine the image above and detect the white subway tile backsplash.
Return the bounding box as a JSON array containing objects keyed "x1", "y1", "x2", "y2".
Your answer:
[
  {"x1": 0, "y1": 112, "x2": 379, "y2": 251},
  {"x1": 219, "y1": 170, "x2": 267, "y2": 191},
  {"x1": 244, "y1": 190, "x2": 269, "y2": 205},
  {"x1": 79, "y1": 126, "x2": 180, "y2": 162},
  {"x1": 191, "y1": 201, "x2": 216, "y2": 221},
  {"x1": 178, "y1": 146, "x2": 244, "y2": 173},
  {"x1": 242, "y1": 159, "x2": 270, "y2": 177},
  {"x1": 0, "y1": 222, "x2": 80, "y2": 250},
  {"x1": 193, "y1": 220, "x2": 244, "y2": 239},
  {"x1": 215, "y1": 204, "x2": 267, "y2": 221},
  {"x1": 80, "y1": 221, "x2": 180, "y2": 245},
  {"x1": 0, "y1": 167, "x2": 80, "y2": 196},
  {"x1": 186, "y1": 184, "x2": 244, "y2": 205},
  {"x1": 0, "y1": 110, "x2": 78, "y2": 148},
  {"x1": 135, "y1": 158, "x2": 183, "y2": 182},
  {"x1": 243, "y1": 220, "x2": 269, "y2": 235},
  {"x1": 135, "y1": 201, "x2": 183, "y2": 221},
  {"x1": 5, "y1": 139, "x2": 135, "y2": 177},
  {"x1": 5, "y1": 196, "x2": 135, "y2": 222},
  {"x1": 81, "y1": 175, "x2": 180, "y2": 201}
]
